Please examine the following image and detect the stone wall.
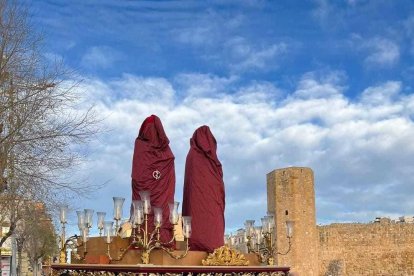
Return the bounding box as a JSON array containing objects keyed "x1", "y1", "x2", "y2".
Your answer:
[
  {"x1": 267, "y1": 167, "x2": 319, "y2": 276},
  {"x1": 318, "y1": 222, "x2": 414, "y2": 276},
  {"x1": 265, "y1": 166, "x2": 414, "y2": 275}
]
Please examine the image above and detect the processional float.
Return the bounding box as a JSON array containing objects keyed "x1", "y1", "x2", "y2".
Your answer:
[{"x1": 52, "y1": 115, "x2": 293, "y2": 276}]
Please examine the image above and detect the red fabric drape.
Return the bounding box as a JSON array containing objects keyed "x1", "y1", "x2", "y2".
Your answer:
[
  {"x1": 131, "y1": 115, "x2": 175, "y2": 243},
  {"x1": 182, "y1": 125, "x2": 225, "y2": 252}
]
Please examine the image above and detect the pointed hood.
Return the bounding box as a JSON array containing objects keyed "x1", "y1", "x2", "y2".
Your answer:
[
  {"x1": 190, "y1": 125, "x2": 221, "y2": 167},
  {"x1": 138, "y1": 114, "x2": 170, "y2": 150}
]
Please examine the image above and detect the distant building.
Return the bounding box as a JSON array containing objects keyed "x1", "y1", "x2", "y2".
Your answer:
[
  {"x1": 398, "y1": 216, "x2": 414, "y2": 223},
  {"x1": 0, "y1": 200, "x2": 54, "y2": 276},
  {"x1": 0, "y1": 225, "x2": 12, "y2": 276}
]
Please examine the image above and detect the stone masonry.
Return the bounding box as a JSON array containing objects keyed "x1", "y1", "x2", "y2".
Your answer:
[
  {"x1": 267, "y1": 167, "x2": 319, "y2": 276},
  {"x1": 319, "y1": 222, "x2": 414, "y2": 276},
  {"x1": 265, "y1": 166, "x2": 414, "y2": 276}
]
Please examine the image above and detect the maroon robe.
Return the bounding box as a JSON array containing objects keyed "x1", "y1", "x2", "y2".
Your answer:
[
  {"x1": 131, "y1": 115, "x2": 175, "y2": 243},
  {"x1": 182, "y1": 126, "x2": 225, "y2": 252}
]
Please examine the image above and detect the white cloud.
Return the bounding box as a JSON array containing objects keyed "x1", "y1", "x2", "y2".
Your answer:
[
  {"x1": 172, "y1": 12, "x2": 243, "y2": 46},
  {"x1": 362, "y1": 37, "x2": 400, "y2": 67},
  {"x1": 174, "y1": 73, "x2": 238, "y2": 98},
  {"x1": 81, "y1": 46, "x2": 124, "y2": 69},
  {"x1": 225, "y1": 37, "x2": 288, "y2": 72},
  {"x1": 292, "y1": 71, "x2": 345, "y2": 99},
  {"x1": 360, "y1": 81, "x2": 401, "y2": 105},
  {"x1": 312, "y1": 0, "x2": 333, "y2": 22},
  {"x1": 172, "y1": 12, "x2": 288, "y2": 73},
  {"x1": 404, "y1": 15, "x2": 414, "y2": 55},
  {"x1": 70, "y1": 72, "x2": 414, "y2": 234}
]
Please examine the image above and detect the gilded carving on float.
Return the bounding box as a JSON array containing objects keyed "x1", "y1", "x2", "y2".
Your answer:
[{"x1": 201, "y1": 245, "x2": 249, "y2": 266}]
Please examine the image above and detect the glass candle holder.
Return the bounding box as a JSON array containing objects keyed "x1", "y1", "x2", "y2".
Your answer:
[
  {"x1": 266, "y1": 214, "x2": 275, "y2": 233},
  {"x1": 256, "y1": 227, "x2": 263, "y2": 244},
  {"x1": 138, "y1": 190, "x2": 151, "y2": 214},
  {"x1": 244, "y1": 220, "x2": 255, "y2": 237},
  {"x1": 132, "y1": 200, "x2": 144, "y2": 226},
  {"x1": 97, "y1": 212, "x2": 106, "y2": 232},
  {"x1": 104, "y1": 221, "x2": 114, "y2": 244},
  {"x1": 261, "y1": 217, "x2": 269, "y2": 234},
  {"x1": 153, "y1": 207, "x2": 163, "y2": 227},
  {"x1": 76, "y1": 211, "x2": 85, "y2": 231},
  {"x1": 82, "y1": 227, "x2": 89, "y2": 243},
  {"x1": 286, "y1": 220, "x2": 294, "y2": 238},
  {"x1": 60, "y1": 205, "x2": 68, "y2": 224},
  {"x1": 182, "y1": 216, "x2": 192, "y2": 238},
  {"x1": 84, "y1": 209, "x2": 94, "y2": 228},
  {"x1": 113, "y1": 197, "x2": 125, "y2": 220},
  {"x1": 169, "y1": 202, "x2": 179, "y2": 225}
]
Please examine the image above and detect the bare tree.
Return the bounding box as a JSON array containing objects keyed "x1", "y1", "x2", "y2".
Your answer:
[{"x1": 0, "y1": 0, "x2": 99, "y2": 271}]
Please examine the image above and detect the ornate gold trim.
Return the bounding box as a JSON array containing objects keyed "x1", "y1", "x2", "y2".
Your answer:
[{"x1": 202, "y1": 245, "x2": 249, "y2": 266}]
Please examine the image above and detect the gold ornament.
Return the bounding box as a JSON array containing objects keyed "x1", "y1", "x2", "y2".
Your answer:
[{"x1": 202, "y1": 245, "x2": 249, "y2": 266}]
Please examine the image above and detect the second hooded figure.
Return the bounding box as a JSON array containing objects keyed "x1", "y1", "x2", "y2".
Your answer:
[{"x1": 182, "y1": 125, "x2": 225, "y2": 252}]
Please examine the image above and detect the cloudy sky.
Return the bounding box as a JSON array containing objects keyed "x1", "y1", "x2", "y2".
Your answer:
[{"x1": 28, "y1": 0, "x2": 414, "y2": 233}]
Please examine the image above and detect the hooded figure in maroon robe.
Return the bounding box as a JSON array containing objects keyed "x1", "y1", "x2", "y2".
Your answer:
[
  {"x1": 131, "y1": 115, "x2": 175, "y2": 243},
  {"x1": 182, "y1": 125, "x2": 225, "y2": 252}
]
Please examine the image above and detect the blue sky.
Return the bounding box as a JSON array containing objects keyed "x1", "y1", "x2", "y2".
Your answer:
[{"x1": 27, "y1": 0, "x2": 414, "y2": 233}]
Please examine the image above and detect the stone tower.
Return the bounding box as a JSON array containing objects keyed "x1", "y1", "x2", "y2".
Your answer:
[{"x1": 267, "y1": 167, "x2": 319, "y2": 276}]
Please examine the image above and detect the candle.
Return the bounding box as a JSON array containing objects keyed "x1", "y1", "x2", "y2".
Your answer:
[
  {"x1": 169, "y1": 202, "x2": 180, "y2": 224},
  {"x1": 184, "y1": 225, "x2": 190, "y2": 237},
  {"x1": 113, "y1": 197, "x2": 125, "y2": 220},
  {"x1": 156, "y1": 213, "x2": 162, "y2": 224},
  {"x1": 171, "y1": 212, "x2": 178, "y2": 224},
  {"x1": 136, "y1": 210, "x2": 143, "y2": 225},
  {"x1": 182, "y1": 216, "x2": 191, "y2": 238},
  {"x1": 103, "y1": 221, "x2": 114, "y2": 244},
  {"x1": 153, "y1": 207, "x2": 163, "y2": 227},
  {"x1": 139, "y1": 191, "x2": 151, "y2": 214},
  {"x1": 257, "y1": 230, "x2": 262, "y2": 244},
  {"x1": 82, "y1": 228, "x2": 88, "y2": 243},
  {"x1": 144, "y1": 200, "x2": 150, "y2": 214},
  {"x1": 60, "y1": 205, "x2": 68, "y2": 224}
]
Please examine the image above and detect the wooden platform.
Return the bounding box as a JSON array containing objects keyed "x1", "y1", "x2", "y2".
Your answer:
[
  {"x1": 55, "y1": 237, "x2": 291, "y2": 275},
  {"x1": 73, "y1": 236, "x2": 262, "y2": 266}
]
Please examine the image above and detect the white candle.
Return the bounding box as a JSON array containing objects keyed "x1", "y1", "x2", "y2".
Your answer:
[
  {"x1": 257, "y1": 232, "x2": 262, "y2": 244},
  {"x1": 82, "y1": 228, "x2": 88, "y2": 243},
  {"x1": 60, "y1": 205, "x2": 68, "y2": 224},
  {"x1": 143, "y1": 200, "x2": 150, "y2": 214},
  {"x1": 184, "y1": 225, "x2": 191, "y2": 238},
  {"x1": 137, "y1": 211, "x2": 143, "y2": 225},
  {"x1": 171, "y1": 213, "x2": 178, "y2": 224}
]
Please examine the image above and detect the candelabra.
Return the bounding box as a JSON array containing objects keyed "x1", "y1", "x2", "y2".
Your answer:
[
  {"x1": 59, "y1": 206, "x2": 88, "y2": 263},
  {"x1": 245, "y1": 214, "x2": 294, "y2": 265},
  {"x1": 59, "y1": 191, "x2": 191, "y2": 265},
  {"x1": 105, "y1": 190, "x2": 191, "y2": 264},
  {"x1": 59, "y1": 205, "x2": 68, "y2": 264}
]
